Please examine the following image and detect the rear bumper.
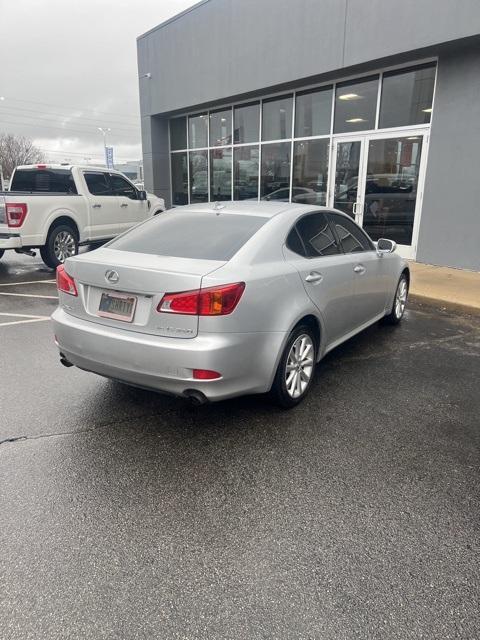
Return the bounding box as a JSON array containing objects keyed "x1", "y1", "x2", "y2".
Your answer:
[
  {"x1": 0, "y1": 232, "x2": 22, "y2": 249},
  {"x1": 52, "y1": 307, "x2": 285, "y2": 401}
]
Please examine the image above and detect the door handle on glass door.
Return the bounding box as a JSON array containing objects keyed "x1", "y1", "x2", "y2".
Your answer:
[
  {"x1": 305, "y1": 272, "x2": 323, "y2": 284},
  {"x1": 353, "y1": 264, "x2": 366, "y2": 274}
]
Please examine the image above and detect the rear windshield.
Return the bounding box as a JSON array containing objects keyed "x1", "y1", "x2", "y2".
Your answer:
[
  {"x1": 10, "y1": 169, "x2": 77, "y2": 194},
  {"x1": 109, "y1": 211, "x2": 268, "y2": 261}
]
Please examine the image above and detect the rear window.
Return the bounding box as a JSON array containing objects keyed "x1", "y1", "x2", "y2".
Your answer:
[
  {"x1": 10, "y1": 169, "x2": 77, "y2": 194},
  {"x1": 109, "y1": 211, "x2": 268, "y2": 261}
]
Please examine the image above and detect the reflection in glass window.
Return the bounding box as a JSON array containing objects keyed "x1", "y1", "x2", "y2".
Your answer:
[
  {"x1": 234, "y1": 146, "x2": 259, "y2": 200},
  {"x1": 293, "y1": 139, "x2": 329, "y2": 205},
  {"x1": 295, "y1": 87, "x2": 332, "y2": 138},
  {"x1": 380, "y1": 64, "x2": 435, "y2": 128},
  {"x1": 210, "y1": 147, "x2": 232, "y2": 201},
  {"x1": 170, "y1": 117, "x2": 187, "y2": 151},
  {"x1": 296, "y1": 213, "x2": 341, "y2": 257},
  {"x1": 171, "y1": 152, "x2": 188, "y2": 205},
  {"x1": 362, "y1": 136, "x2": 423, "y2": 246},
  {"x1": 334, "y1": 77, "x2": 379, "y2": 133},
  {"x1": 262, "y1": 95, "x2": 293, "y2": 141},
  {"x1": 189, "y1": 150, "x2": 208, "y2": 202},
  {"x1": 209, "y1": 109, "x2": 232, "y2": 146},
  {"x1": 260, "y1": 142, "x2": 291, "y2": 200},
  {"x1": 188, "y1": 114, "x2": 208, "y2": 149},
  {"x1": 234, "y1": 102, "x2": 260, "y2": 144},
  {"x1": 328, "y1": 214, "x2": 372, "y2": 253}
]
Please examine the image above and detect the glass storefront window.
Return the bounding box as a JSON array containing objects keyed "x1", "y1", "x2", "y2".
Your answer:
[
  {"x1": 295, "y1": 87, "x2": 332, "y2": 138},
  {"x1": 260, "y1": 142, "x2": 291, "y2": 200},
  {"x1": 234, "y1": 145, "x2": 259, "y2": 200},
  {"x1": 210, "y1": 147, "x2": 232, "y2": 201},
  {"x1": 334, "y1": 77, "x2": 379, "y2": 133},
  {"x1": 171, "y1": 152, "x2": 188, "y2": 205},
  {"x1": 362, "y1": 136, "x2": 423, "y2": 245},
  {"x1": 234, "y1": 102, "x2": 260, "y2": 144},
  {"x1": 189, "y1": 150, "x2": 208, "y2": 202},
  {"x1": 292, "y1": 139, "x2": 329, "y2": 205},
  {"x1": 379, "y1": 64, "x2": 435, "y2": 128},
  {"x1": 209, "y1": 109, "x2": 232, "y2": 146},
  {"x1": 188, "y1": 114, "x2": 208, "y2": 149},
  {"x1": 170, "y1": 117, "x2": 187, "y2": 151},
  {"x1": 262, "y1": 95, "x2": 293, "y2": 141}
]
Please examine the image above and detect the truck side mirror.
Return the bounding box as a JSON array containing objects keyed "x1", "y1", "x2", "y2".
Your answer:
[{"x1": 138, "y1": 190, "x2": 147, "y2": 201}]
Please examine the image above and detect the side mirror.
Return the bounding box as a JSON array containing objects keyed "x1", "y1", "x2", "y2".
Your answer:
[
  {"x1": 138, "y1": 189, "x2": 147, "y2": 201},
  {"x1": 377, "y1": 238, "x2": 397, "y2": 255}
]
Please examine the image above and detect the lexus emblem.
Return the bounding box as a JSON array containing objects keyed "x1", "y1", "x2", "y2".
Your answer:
[{"x1": 105, "y1": 269, "x2": 119, "y2": 284}]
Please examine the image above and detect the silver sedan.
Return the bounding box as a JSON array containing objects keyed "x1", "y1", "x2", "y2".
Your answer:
[{"x1": 52, "y1": 202, "x2": 409, "y2": 407}]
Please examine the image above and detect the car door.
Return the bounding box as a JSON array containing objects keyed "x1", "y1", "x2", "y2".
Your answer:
[
  {"x1": 327, "y1": 212, "x2": 388, "y2": 327},
  {"x1": 109, "y1": 173, "x2": 148, "y2": 233},
  {"x1": 82, "y1": 171, "x2": 121, "y2": 240},
  {"x1": 284, "y1": 211, "x2": 360, "y2": 347}
]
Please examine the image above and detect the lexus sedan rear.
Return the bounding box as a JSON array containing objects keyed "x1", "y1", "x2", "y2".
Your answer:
[{"x1": 52, "y1": 202, "x2": 409, "y2": 407}]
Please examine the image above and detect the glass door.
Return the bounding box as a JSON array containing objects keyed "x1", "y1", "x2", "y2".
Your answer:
[
  {"x1": 361, "y1": 132, "x2": 428, "y2": 259},
  {"x1": 329, "y1": 138, "x2": 367, "y2": 225}
]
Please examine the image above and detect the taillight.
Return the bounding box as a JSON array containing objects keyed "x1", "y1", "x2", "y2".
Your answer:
[
  {"x1": 193, "y1": 369, "x2": 221, "y2": 380},
  {"x1": 6, "y1": 203, "x2": 28, "y2": 227},
  {"x1": 158, "y1": 282, "x2": 245, "y2": 316},
  {"x1": 56, "y1": 264, "x2": 78, "y2": 296}
]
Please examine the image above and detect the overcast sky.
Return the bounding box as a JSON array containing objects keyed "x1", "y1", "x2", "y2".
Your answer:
[{"x1": 0, "y1": 0, "x2": 198, "y2": 165}]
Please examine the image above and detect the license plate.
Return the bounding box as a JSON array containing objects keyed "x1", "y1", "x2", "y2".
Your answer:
[{"x1": 98, "y1": 292, "x2": 137, "y2": 322}]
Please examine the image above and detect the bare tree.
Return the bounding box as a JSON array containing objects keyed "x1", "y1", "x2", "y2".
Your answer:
[{"x1": 0, "y1": 133, "x2": 45, "y2": 179}]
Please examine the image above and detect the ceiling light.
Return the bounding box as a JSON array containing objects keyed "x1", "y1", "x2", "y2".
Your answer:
[
  {"x1": 422, "y1": 108, "x2": 432, "y2": 113},
  {"x1": 339, "y1": 93, "x2": 361, "y2": 101},
  {"x1": 407, "y1": 136, "x2": 419, "y2": 140},
  {"x1": 346, "y1": 118, "x2": 366, "y2": 123}
]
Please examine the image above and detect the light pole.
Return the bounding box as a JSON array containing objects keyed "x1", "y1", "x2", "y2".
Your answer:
[{"x1": 97, "y1": 127, "x2": 111, "y2": 166}]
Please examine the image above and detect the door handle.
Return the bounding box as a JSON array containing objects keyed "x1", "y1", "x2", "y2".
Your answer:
[
  {"x1": 121, "y1": 203, "x2": 128, "y2": 208},
  {"x1": 92, "y1": 203, "x2": 101, "y2": 209},
  {"x1": 353, "y1": 264, "x2": 366, "y2": 274},
  {"x1": 305, "y1": 272, "x2": 323, "y2": 284}
]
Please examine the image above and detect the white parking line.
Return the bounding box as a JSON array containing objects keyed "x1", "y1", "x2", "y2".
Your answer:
[
  {"x1": 0, "y1": 312, "x2": 50, "y2": 327},
  {"x1": 0, "y1": 279, "x2": 56, "y2": 287},
  {"x1": 0, "y1": 292, "x2": 58, "y2": 299}
]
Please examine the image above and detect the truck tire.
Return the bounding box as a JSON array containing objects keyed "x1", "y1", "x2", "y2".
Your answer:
[{"x1": 40, "y1": 223, "x2": 78, "y2": 269}]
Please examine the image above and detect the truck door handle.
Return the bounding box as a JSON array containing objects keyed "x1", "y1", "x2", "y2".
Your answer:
[
  {"x1": 353, "y1": 264, "x2": 366, "y2": 274},
  {"x1": 305, "y1": 272, "x2": 323, "y2": 284},
  {"x1": 92, "y1": 203, "x2": 101, "y2": 208},
  {"x1": 121, "y1": 203, "x2": 128, "y2": 208}
]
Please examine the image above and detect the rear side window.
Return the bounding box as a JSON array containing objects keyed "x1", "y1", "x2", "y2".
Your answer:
[
  {"x1": 328, "y1": 213, "x2": 373, "y2": 253},
  {"x1": 109, "y1": 212, "x2": 268, "y2": 261},
  {"x1": 10, "y1": 169, "x2": 77, "y2": 194},
  {"x1": 290, "y1": 212, "x2": 341, "y2": 258},
  {"x1": 84, "y1": 172, "x2": 111, "y2": 196}
]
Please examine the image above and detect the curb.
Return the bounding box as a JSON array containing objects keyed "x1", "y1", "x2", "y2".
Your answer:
[{"x1": 409, "y1": 293, "x2": 480, "y2": 317}]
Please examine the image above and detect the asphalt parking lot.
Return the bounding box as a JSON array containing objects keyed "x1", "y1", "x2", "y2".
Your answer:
[{"x1": 1, "y1": 251, "x2": 479, "y2": 640}]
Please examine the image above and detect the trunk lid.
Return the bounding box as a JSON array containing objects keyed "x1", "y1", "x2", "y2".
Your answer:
[{"x1": 64, "y1": 247, "x2": 225, "y2": 338}]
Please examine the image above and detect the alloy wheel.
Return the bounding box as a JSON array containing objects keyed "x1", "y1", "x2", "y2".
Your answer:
[
  {"x1": 285, "y1": 333, "x2": 314, "y2": 399},
  {"x1": 53, "y1": 230, "x2": 76, "y2": 263},
  {"x1": 395, "y1": 278, "x2": 408, "y2": 319}
]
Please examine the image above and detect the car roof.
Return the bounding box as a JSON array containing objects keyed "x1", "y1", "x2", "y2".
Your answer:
[
  {"x1": 174, "y1": 201, "x2": 352, "y2": 220},
  {"x1": 14, "y1": 163, "x2": 125, "y2": 173}
]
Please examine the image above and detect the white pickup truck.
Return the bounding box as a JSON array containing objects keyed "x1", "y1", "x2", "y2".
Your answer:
[{"x1": 0, "y1": 164, "x2": 165, "y2": 268}]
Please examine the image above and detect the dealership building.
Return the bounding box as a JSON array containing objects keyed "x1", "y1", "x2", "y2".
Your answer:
[{"x1": 137, "y1": 0, "x2": 480, "y2": 271}]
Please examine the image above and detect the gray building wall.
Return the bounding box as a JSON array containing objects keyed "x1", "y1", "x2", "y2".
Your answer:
[
  {"x1": 417, "y1": 47, "x2": 480, "y2": 271},
  {"x1": 137, "y1": 0, "x2": 480, "y2": 270}
]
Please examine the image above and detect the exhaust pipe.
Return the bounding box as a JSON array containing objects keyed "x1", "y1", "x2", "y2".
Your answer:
[
  {"x1": 183, "y1": 389, "x2": 209, "y2": 406},
  {"x1": 59, "y1": 353, "x2": 73, "y2": 368}
]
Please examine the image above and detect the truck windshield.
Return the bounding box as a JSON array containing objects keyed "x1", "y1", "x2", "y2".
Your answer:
[
  {"x1": 10, "y1": 168, "x2": 77, "y2": 194},
  {"x1": 108, "y1": 211, "x2": 268, "y2": 261}
]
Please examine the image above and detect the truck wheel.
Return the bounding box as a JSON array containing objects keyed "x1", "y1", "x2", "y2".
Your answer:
[{"x1": 40, "y1": 223, "x2": 78, "y2": 269}]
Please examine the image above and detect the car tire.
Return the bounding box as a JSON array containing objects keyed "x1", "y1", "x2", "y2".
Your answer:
[
  {"x1": 0, "y1": 249, "x2": 4, "y2": 260},
  {"x1": 40, "y1": 223, "x2": 78, "y2": 269},
  {"x1": 270, "y1": 324, "x2": 317, "y2": 408},
  {"x1": 383, "y1": 273, "x2": 409, "y2": 325}
]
